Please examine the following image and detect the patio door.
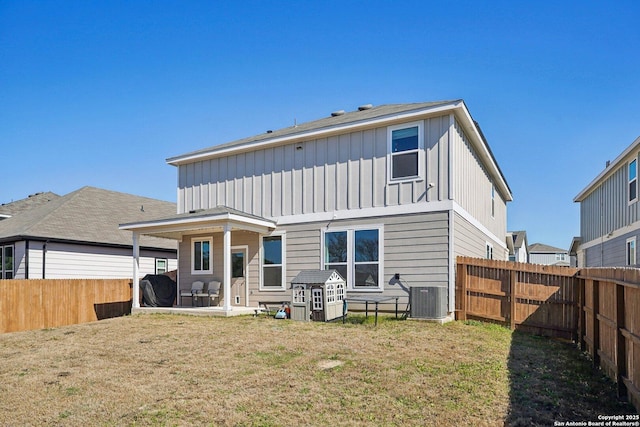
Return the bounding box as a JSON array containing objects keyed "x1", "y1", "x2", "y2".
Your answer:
[{"x1": 230, "y1": 246, "x2": 248, "y2": 306}]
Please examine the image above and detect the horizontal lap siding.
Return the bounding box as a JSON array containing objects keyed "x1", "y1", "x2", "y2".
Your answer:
[
  {"x1": 177, "y1": 116, "x2": 451, "y2": 216},
  {"x1": 453, "y1": 212, "x2": 505, "y2": 260}
]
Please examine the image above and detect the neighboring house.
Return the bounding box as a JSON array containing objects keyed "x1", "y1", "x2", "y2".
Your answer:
[
  {"x1": 574, "y1": 136, "x2": 640, "y2": 267},
  {"x1": 0, "y1": 192, "x2": 60, "y2": 220},
  {"x1": 528, "y1": 243, "x2": 570, "y2": 266},
  {"x1": 0, "y1": 186, "x2": 177, "y2": 279},
  {"x1": 506, "y1": 230, "x2": 529, "y2": 263},
  {"x1": 121, "y1": 100, "x2": 512, "y2": 319}
]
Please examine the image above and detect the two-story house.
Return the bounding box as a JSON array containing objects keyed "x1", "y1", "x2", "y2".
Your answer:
[
  {"x1": 528, "y1": 243, "x2": 569, "y2": 266},
  {"x1": 121, "y1": 100, "x2": 512, "y2": 320},
  {"x1": 574, "y1": 136, "x2": 640, "y2": 267}
]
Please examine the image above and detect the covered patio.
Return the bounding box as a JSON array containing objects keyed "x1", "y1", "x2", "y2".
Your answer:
[{"x1": 120, "y1": 207, "x2": 277, "y2": 316}]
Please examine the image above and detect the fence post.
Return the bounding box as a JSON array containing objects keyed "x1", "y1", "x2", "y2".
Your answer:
[
  {"x1": 592, "y1": 280, "x2": 600, "y2": 367},
  {"x1": 456, "y1": 262, "x2": 467, "y2": 321},
  {"x1": 578, "y1": 277, "x2": 586, "y2": 351},
  {"x1": 616, "y1": 283, "x2": 627, "y2": 399},
  {"x1": 510, "y1": 270, "x2": 517, "y2": 330}
]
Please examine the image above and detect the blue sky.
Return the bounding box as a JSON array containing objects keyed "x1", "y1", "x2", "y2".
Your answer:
[{"x1": 1, "y1": 1, "x2": 639, "y2": 250}]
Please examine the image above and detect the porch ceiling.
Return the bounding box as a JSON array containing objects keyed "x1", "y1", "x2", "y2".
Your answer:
[{"x1": 119, "y1": 206, "x2": 277, "y2": 240}]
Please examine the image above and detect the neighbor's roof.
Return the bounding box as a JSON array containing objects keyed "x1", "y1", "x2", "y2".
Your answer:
[
  {"x1": 0, "y1": 192, "x2": 60, "y2": 218},
  {"x1": 574, "y1": 135, "x2": 640, "y2": 202},
  {"x1": 167, "y1": 100, "x2": 512, "y2": 201},
  {"x1": 528, "y1": 243, "x2": 568, "y2": 254},
  {"x1": 0, "y1": 186, "x2": 177, "y2": 250}
]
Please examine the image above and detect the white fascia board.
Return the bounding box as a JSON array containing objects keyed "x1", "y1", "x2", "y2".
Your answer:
[
  {"x1": 574, "y1": 135, "x2": 640, "y2": 202},
  {"x1": 166, "y1": 101, "x2": 463, "y2": 166},
  {"x1": 452, "y1": 201, "x2": 508, "y2": 251},
  {"x1": 120, "y1": 213, "x2": 276, "y2": 233},
  {"x1": 578, "y1": 220, "x2": 640, "y2": 251}
]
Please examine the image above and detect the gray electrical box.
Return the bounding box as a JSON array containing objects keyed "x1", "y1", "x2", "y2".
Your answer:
[{"x1": 410, "y1": 286, "x2": 448, "y2": 319}]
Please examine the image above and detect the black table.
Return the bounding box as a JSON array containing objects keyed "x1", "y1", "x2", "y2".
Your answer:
[{"x1": 343, "y1": 296, "x2": 400, "y2": 326}]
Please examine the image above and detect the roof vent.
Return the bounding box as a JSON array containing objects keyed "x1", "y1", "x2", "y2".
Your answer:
[
  {"x1": 358, "y1": 104, "x2": 373, "y2": 111},
  {"x1": 606, "y1": 160, "x2": 611, "y2": 168},
  {"x1": 266, "y1": 130, "x2": 273, "y2": 133},
  {"x1": 331, "y1": 110, "x2": 345, "y2": 117}
]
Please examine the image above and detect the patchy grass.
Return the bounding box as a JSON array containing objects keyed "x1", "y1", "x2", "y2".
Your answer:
[{"x1": 0, "y1": 314, "x2": 634, "y2": 426}]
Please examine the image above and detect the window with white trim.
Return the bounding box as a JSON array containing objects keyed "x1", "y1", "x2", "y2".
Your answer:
[
  {"x1": 630, "y1": 159, "x2": 638, "y2": 203},
  {"x1": 323, "y1": 227, "x2": 383, "y2": 290},
  {"x1": 191, "y1": 238, "x2": 212, "y2": 275},
  {"x1": 155, "y1": 258, "x2": 168, "y2": 275},
  {"x1": 491, "y1": 183, "x2": 495, "y2": 218},
  {"x1": 627, "y1": 237, "x2": 636, "y2": 266},
  {"x1": 261, "y1": 234, "x2": 285, "y2": 290},
  {"x1": 312, "y1": 288, "x2": 323, "y2": 310},
  {"x1": 486, "y1": 243, "x2": 493, "y2": 260},
  {"x1": 0, "y1": 245, "x2": 14, "y2": 279},
  {"x1": 388, "y1": 122, "x2": 423, "y2": 182},
  {"x1": 326, "y1": 283, "x2": 335, "y2": 303},
  {"x1": 293, "y1": 285, "x2": 305, "y2": 303},
  {"x1": 336, "y1": 283, "x2": 345, "y2": 301}
]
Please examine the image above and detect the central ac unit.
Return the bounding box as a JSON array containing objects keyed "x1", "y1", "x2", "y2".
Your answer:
[{"x1": 410, "y1": 286, "x2": 448, "y2": 319}]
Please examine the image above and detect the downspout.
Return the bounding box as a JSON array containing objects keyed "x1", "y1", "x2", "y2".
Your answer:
[
  {"x1": 42, "y1": 241, "x2": 48, "y2": 279},
  {"x1": 25, "y1": 240, "x2": 29, "y2": 279}
]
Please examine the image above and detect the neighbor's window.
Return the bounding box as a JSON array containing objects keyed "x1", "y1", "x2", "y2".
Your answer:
[
  {"x1": 627, "y1": 237, "x2": 636, "y2": 266},
  {"x1": 191, "y1": 238, "x2": 212, "y2": 275},
  {"x1": 155, "y1": 258, "x2": 168, "y2": 275},
  {"x1": 388, "y1": 122, "x2": 423, "y2": 181},
  {"x1": 1, "y1": 245, "x2": 14, "y2": 279},
  {"x1": 323, "y1": 227, "x2": 383, "y2": 290},
  {"x1": 262, "y1": 235, "x2": 285, "y2": 289},
  {"x1": 630, "y1": 159, "x2": 638, "y2": 203},
  {"x1": 486, "y1": 243, "x2": 494, "y2": 260}
]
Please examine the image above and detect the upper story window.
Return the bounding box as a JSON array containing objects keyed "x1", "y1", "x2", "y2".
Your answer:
[
  {"x1": 491, "y1": 183, "x2": 496, "y2": 218},
  {"x1": 191, "y1": 237, "x2": 212, "y2": 275},
  {"x1": 629, "y1": 159, "x2": 638, "y2": 203},
  {"x1": 388, "y1": 121, "x2": 424, "y2": 182}
]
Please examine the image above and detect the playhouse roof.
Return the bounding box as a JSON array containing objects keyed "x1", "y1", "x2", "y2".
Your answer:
[{"x1": 291, "y1": 269, "x2": 344, "y2": 285}]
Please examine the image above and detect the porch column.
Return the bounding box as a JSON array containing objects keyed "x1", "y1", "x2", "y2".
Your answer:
[
  {"x1": 132, "y1": 231, "x2": 140, "y2": 309},
  {"x1": 223, "y1": 224, "x2": 232, "y2": 311}
]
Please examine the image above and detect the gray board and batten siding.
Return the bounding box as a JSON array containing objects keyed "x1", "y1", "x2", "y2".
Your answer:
[{"x1": 176, "y1": 114, "x2": 508, "y2": 243}]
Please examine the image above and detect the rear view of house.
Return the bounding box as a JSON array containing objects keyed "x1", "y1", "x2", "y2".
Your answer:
[{"x1": 122, "y1": 100, "x2": 512, "y2": 320}]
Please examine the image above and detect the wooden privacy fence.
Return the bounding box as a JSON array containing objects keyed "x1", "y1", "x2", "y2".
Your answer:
[
  {"x1": 0, "y1": 279, "x2": 132, "y2": 333},
  {"x1": 456, "y1": 256, "x2": 640, "y2": 412},
  {"x1": 456, "y1": 257, "x2": 579, "y2": 340}
]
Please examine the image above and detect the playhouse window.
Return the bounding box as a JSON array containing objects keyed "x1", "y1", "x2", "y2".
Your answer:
[
  {"x1": 293, "y1": 285, "x2": 305, "y2": 303},
  {"x1": 326, "y1": 283, "x2": 335, "y2": 303},
  {"x1": 323, "y1": 227, "x2": 382, "y2": 291},
  {"x1": 336, "y1": 283, "x2": 345, "y2": 301}
]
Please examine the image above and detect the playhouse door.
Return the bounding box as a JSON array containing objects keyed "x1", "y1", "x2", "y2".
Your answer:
[
  {"x1": 311, "y1": 288, "x2": 324, "y2": 321},
  {"x1": 230, "y1": 247, "x2": 248, "y2": 306}
]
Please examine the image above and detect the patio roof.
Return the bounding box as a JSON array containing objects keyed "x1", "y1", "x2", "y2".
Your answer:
[{"x1": 119, "y1": 206, "x2": 277, "y2": 240}]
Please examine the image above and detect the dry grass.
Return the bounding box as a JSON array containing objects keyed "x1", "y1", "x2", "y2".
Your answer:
[{"x1": 0, "y1": 314, "x2": 634, "y2": 426}]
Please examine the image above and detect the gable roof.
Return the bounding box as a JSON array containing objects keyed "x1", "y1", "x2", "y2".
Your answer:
[
  {"x1": 0, "y1": 186, "x2": 177, "y2": 250},
  {"x1": 574, "y1": 135, "x2": 640, "y2": 202},
  {"x1": 167, "y1": 100, "x2": 512, "y2": 201},
  {"x1": 506, "y1": 230, "x2": 528, "y2": 255},
  {"x1": 0, "y1": 192, "x2": 60, "y2": 218},
  {"x1": 291, "y1": 269, "x2": 343, "y2": 285},
  {"x1": 529, "y1": 243, "x2": 568, "y2": 254}
]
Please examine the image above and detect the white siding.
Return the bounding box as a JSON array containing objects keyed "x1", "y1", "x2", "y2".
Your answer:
[
  {"x1": 453, "y1": 212, "x2": 507, "y2": 261},
  {"x1": 11, "y1": 241, "x2": 177, "y2": 279}
]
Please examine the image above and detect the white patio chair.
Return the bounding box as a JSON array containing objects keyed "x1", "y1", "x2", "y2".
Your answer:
[{"x1": 180, "y1": 281, "x2": 204, "y2": 306}]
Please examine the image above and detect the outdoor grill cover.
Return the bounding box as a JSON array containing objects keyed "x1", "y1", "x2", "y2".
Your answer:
[{"x1": 140, "y1": 274, "x2": 177, "y2": 307}]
